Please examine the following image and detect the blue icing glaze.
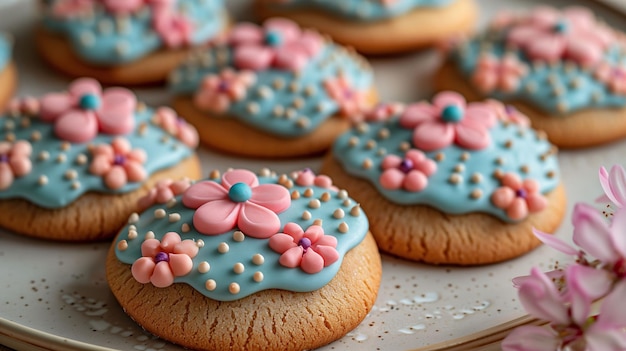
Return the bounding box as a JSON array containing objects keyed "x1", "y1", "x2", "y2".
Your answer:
[
  {"x1": 267, "y1": 0, "x2": 454, "y2": 21},
  {"x1": 332, "y1": 117, "x2": 560, "y2": 222},
  {"x1": 0, "y1": 106, "x2": 195, "y2": 209},
  {"x1": 42, "y1": 0, "x2": 225, "y2": 65},
  {"x1": 451, "y1": 30, "x2": 626, "y2": 115},
  {"x1": 170, "y1": 43, "x2": 373, "y2": 137},
  {"x1": 115, "y1": 173, "x2": 369, "y2": 301},
  {"x1": 0, "y1": 33, "x2": 11, "y2": 71}
]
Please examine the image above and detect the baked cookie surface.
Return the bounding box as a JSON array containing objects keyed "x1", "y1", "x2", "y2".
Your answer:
[{"x1": 0, "y1": 33, "x2": 17, "y2": 111}]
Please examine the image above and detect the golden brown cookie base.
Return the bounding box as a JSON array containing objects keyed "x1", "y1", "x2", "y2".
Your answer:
[
  {"x1": 435, "y1": 61, "x2": 626, "y2": 148},
  {"x1": 321, "y1": 154, "x2": 567, "y2": 265},
  {"x1": 0, "y1": 62, "x2": 17, "y2": 111},
  {"x1": 106, "y1": 232, "x2": 381, "y2": 351},
  {"x1": 173, "y1": 90, "x2": 377, "y2": 158},
  {"x1": 36, "y1": 27, "x2": 208, "y2": 86},
  {"x1": 254, "y1": 0, "x2": 477, "y2": 55},
  {"x1": 0, "y1": 154, "x2": 202, "y2": 242}
]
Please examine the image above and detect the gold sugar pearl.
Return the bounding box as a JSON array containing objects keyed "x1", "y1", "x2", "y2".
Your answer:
[
  {"x1": 229, "y1": 283, "x2": 240, "y2": 294},
  {"x1": 205, "y1": 279, "x2": 216, "y2": 291},
  {"x1": 117, "y1": 240, "x2": 128, "y2": 251},
  {"x1": 233, "y1": 231, "x2": 245, "y2": 242},
  {"x1": 252, "y1": 254, "x2": 265, "y2": 265},
  {"x1": 233, "y1": 263, "x2": 245, "y2": 274},
  {"x1": 217, "y1": 242, "x2": 229, "y2": 254},
  {"x1": 198, "y1": 261, "x2": 210, "y2": 273},
  {"x1": 253, "y1": 272, "x2": 264, "y2": 282}
]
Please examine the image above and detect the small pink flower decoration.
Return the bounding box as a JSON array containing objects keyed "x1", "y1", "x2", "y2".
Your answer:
[
  {"x1": 131, "y1": 232, "x2": 199, "y2": 288},
  {"x1": 491, "y1": 173, "x2": 547, "y2": 220},
  {"x1": 89, "y1": 138, "x2": 147, "y2": 190},
  {"x1": 506, "y1": 6, "x2": 614, "y2": 66},
  {"x1": 294, "y1": 169, "x2": 337, "y2": 191},
  {"x1": 379, "y1": 149, "x2": 437, "y2": 192},
  {"x1": 152, "y1": 7, "x2": 194, "y2": 48},
  {"x1": 595, "y1": 63, "x2": 626, "y2": 95},
  {"x1": 324, "y1": 75, "x2": 369, "y2": 117},
  {"x1": 138, "y1": 178, "x2": 192, "y2": 211},
  {"x1": 39, "y1": 78, "x2": 136, "y2": 143},
  {"x1": 472, "y1": 54, "x2": 528, "y2": 93},
  {"x1": 7, "y1": 97, "x2": 40, "y2": 116},
  {"x1": 399, "y1": 91, "x2": 496, "y2": 151},
  {"x1": 52, "y1": 0, "x2": 145, "y2": 17},
  {"x1": 597, "y1": 165, "x2": 626, "y2": 208},
  {"x1": 182, "y1": 169, "x2": 291, "y2": 238},
  {"x1": 193, "y1": 69, "x2": 256, "y2": 113},
  {"x1": 483, "y1": 99, "x2": 530, "y2": 127},
  {"x1": 269, "y1": 223, "x2": 339, "y2": 274},
  {"x1": 0, "y1": 141, "x2": 32, "y2": 190},
  {"x1": 229, "y1": 18, "x2": 323, "y2": 71},
  {"x1": 364, "y1": 103, "x2": 404, "y2": 122},
  {"x1": 152, "y1": 107, "x2": 199, "y2": 147}
]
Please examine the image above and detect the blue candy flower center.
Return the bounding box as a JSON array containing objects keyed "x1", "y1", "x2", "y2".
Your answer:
[
  {"x1": 229, "y1": 182, "x2": 252, "y2": 202},
  {"x1": 441, "y1": 105, "x2": 464, "y2": 123},
  {"x1": 154, "y1": 251, "x2": 169, "y2": 263},
  {"x1": 298, "y1": 237, "x2": 312, "y2": 251},
  {"x1": 79, "y1": 93, "x2": 101, "y2": 110},
  {"x1": 265, "y1": 30, "x2": 283, "y2": 46},
  {"x1": 553, "y1": 20, "x2": 568, "y2": 33}
]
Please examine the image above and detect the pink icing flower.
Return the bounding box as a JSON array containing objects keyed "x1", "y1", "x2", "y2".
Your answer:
[
  {"x1": 594, "y1": 63, "x2": 626, "y2": 95},
  {"x1": 399, "y1": 91, "x2": 496, "y2": 151},
  {"x1": 152, "y1": 6, "x2": 194, "y2": 48},
  {"x1": 597, "y1": 165, "x2": 626, "y2": 208},
  {"x1": 364, "y1": 102, "x2": 404, "y2": 122},
  {"x1": 39, "y1": 78, "x2": 136, "y2": 143},
  {"x1": 193, "y1": 69, "x2": 256, "y2": 113},
  {"x1": 182, "y1": 169, "x2": 291, "y2": 238},
  {"x1": 482, "y1": 99, "x2": 530, "y2": 127},
  {"x1": 89, "y1": 138, "x2": 147, "y2": 190},
  {"x1": 491, "y1": 173, "x2": 547, "y2": 220},
  {"x1": 294, "y1": 169, "x2": 337, "y2": 191},
  {"x1": 324, "y1": 75, "x2": 369, "y2": 117},
  {"x1": 380, "y1": 0, "x2": 398, "y2": 6},
  {"x1": 269, "y1": 223, "x2": 339, "y2": 274},
  {"x1": 51, "y1": 0, "x2": 145, "y2": 17},
  {"x1": 138, "y1": 178, "x2": 192, "y2": 211},
  {"x1": 131, "y1": 232, "x2": 199, "y2": 288},
  {"x1": 7, "y1": 97, "x2": 40, "y2": 116},
  {"x1": 229, "y1": 18, "x2": 323, "y2": 71},
  {"x1": 472, "y1": 53, "x2": 528, "y2": 93},
  {"x1": 379, "y1": 149, "x2": 437, "y2": 192},
  {"x1": 152, "y1": 107, "x2": 199, "y2": 147},
  {"x1": 0, "y1": 141, "x2": 32, "y2": 190},
  {"x1": 506, "y1": 6, "x2": 614, "y2": 66}
]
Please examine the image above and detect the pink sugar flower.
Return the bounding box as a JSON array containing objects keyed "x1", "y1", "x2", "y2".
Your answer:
[
  {"x1": 324, "y1": 75, "x2": 369, "y2": 117},
  {"x1": 182, "y1": 169, "x2": 291, "y2": 238},
  {"x1": 229, "y1": 18, "x2": 323, "y2": 71},
  {"x1": 152, "y1": 7, "x2": 194, "y2": 48},
  {"x1": 380, "y1": 0, "x2": 398, "y2": 6},
  {"x1": 138, "y1": 178, "x2": 192, "y2": 211},
  {"x1": 379, "y1": 149, "x2": 437, "y2": 192},
  {"x1": 597, "y1": 165, "x2": 626, "y2": 208},
  {"x1": 491, "y1": 173, "x2": 547, "y2": 220},
  {"x1": 193, "y1": 69, "x2": 256, "y2": 113},
  {"x1": 506, "y1": 6, "x2": 613, "y2": 66},
  {"x1": 594, "y1": 63, "x2": 626, "y2": 95},
  {"x1": 52, "y1": 0, "x2": 146, "y2": 17},
  {"x1": 483, "y1": 99, "x2": 530, "y2": 127},
  {"x1": 399, "y1": 91, "x2": 496, "y2": 151},
  {"x1": 152, "y1": 107, "x2": 199, "y2": 147},
  {"x1": 39, "y1": 78, "x2": 136, "y2": 143},
  {"x1": 7, "y1": 97, "x2": 40, "y2": 116},
  {"x1": 269, "y1": 223, "x2": 339, "y2": 274},
  {"x1": 131, "y1": 232, "x2": 199, "y2": 288},
  {"x1": 294, "y1": 169, "x2": 337, "y2": 191},
  {"x1": 472, "y1": 53, "x2": 528, "y2": 93},
  {"x1": 0, "y1": 141, "x2": 32, "y2": 190},
  {"x1": 89, "y1": 138, "x2": 147, "y2": 190},
  {"x1": 364, "y1": 102, "x2": 404, "y2": 122}
]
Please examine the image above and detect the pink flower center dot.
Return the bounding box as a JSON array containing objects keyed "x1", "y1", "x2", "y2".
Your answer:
[
  {"x1": 113, "y1": 154, "x2": 126, "y2": 166},
  {"x1": 154, "y1": 251, "x2": 169, "y2": 263},
  {"x1": 228, "y1": 182, "x2": 252, "y2": 202},
  {"x1": 441, "y1": 105, "x2": 463, "y2": 123},
  {"x1": 78, "y1": 93, "x2": 101, "y2": 110},
  {"x1": 298, "y1": 237, "x2": 312, "y2": 251}
]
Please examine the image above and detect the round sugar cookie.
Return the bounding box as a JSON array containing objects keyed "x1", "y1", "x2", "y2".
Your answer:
[
  {"x1": 321, "y1": 92, "x2": 566, "y2": 265},
  {"x1": 0, "y1": 78, "x2": 201, "y2": 241},
  {"x1": 107, "y1": 168, "x2": 381, "y2": 351}
]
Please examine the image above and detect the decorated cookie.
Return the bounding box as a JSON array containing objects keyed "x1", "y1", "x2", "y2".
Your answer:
[
  {"x1": 0, "y1": 33, "x2": 17, "y2": 111},
  {"x1": 169, "y1": 17, "x2": 377, "y2": 158},
  {"x1": 0, "y1": 78, "x2": 201, "y2": 241},
  {"x1": 436, "y1": 6, "x2": 626, "y2": 148},
  {"x1": 321, "y1": 91, "x2": 566, "y2": 265},
  {"x1": 36, "y1": 0, "x2": 227, "y2": 85},
  {"x1": 254, "y1": 0, "x2": 477, "y2": 55},
  {"x1": 106, "y1": 168, "x2": 381, "y2": 351}
]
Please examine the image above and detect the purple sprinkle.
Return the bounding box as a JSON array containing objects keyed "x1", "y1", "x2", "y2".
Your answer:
[
  {"x1": 505, "y1": 105, "x2": 516, "y2": 114},
  {"x1": 399, "y1": 159, "x2": 413, "y2": 173},
  {"x1": 154, "y1": 252, "x2": 169, "y2": 263},
  {"x1": 176, "y1": 117, "x2": 186, "y2": 126},
  {"x1": 343, "y1": 89, "x2": 353, "y2": 99},
  {"x1": 515, "y1": 189, "x2": 527, "y2": 199},
  {"x1": 113, "y1": 154, "x2": 125, "y2": 166},
  {"x1": 298, "y1": 237, "x2": 312, "y2": 251},
  {"x1": 613, "y1": 68, "x2": 624, "y2": 78},
  {"x1": 0, "y1": 154, "x2": 8, "y2": 163},
  {"x1": 218, "y1": 81, "x2": 229, "y2": 92}
]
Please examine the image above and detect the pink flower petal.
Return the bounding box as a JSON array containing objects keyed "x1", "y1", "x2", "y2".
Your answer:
[
  {"x1": 229, "y1": 22, "x2": 264, "y2": 45},
  {"x1": 404, "y1": 171, "x2": 428, "y2": 192},
  {"x1": 150, "y1": 261, "x2": 175, "y2": 287},
  {"x1": 501, "y1": 173, "x2": 522, "y2": 189},
  {"x1": 264, "y1": 17, "x2": 301, "y2": 43},
  {"x1": 609, "y1": 206, "x2": 626, "y2": 258},
  {"x1": 526, "y1": 35, "x2": 566, "y2": 62},
  {"x1": 596, "y1": 280, "x2": 626, "y2": 327},
  {"x1": 69, "y1": 77, "x2": 101, "y2": 98},
  {"x1": 303, "y1": 225, "x2": 324, "y2": 243},
  {"x1": 565, "y1": 38, "x2": 602, "y2": 66},
  {"x1": 111, "y1": 137, "x2": 132, "y2": 154},
  {"x1": 518, "y1": 267, "x2": 570, "y2": 324},
  {"x1": 131, "y1": 257, "x2": 156, "y2": 284},
  {"x1": 279, "y1": 246, "x2": 304, "y2": 268},
  {"x1": 0, "y1": 164, "x2": 14, "y2": 190},
  {"x1": 234, "y1": 45, "x2": 274, "y2": 70},
  {"x1": 301, "y1": 249, "x2": 324, "y2": 274},
  {"x1": 168, "y1": 253, "x2": 194, "y2": 277},
  {"x1": 529, "y1": 6, "x2": 560, "y2": 29},
  {"x1": 507, "y1": 197, "x2": 528, "y2": 220},
  {"x1": 104, "y1": 165, "x2": 128, "y2": 189},
  {"x1": 238, "y1": 202, "x2": 281, "y2": 238},
  {"x1": 491, "y1": 187, "x2": 515, "y2": 208},
  {"x1": 10, "y1": 140, "x2": 32, "y2": 157},
  {"x1": 141, "y1": 238, "x2": 162, "y2": 257},
  {"x1": 399, "y1": 103, "x2": 436, "y2": 129},
  {"x1": 380, "y1": 168, "x2": 404, "y2": 190},
  {"x1": 182, "y1": 181, "x2": 228, "y2": 209},
  {"x1": 98, "y1": 87, "x2": 136, "y2": 135},
  {"x1": 274, "y1": 47, "x2": 308, "y2": 71},
  {"x1": 315, "y1": 235, "x2": 337, "y2": 248},
  {"x1": 89, "y1": 155, "x2": 112, "y2": 176},
  {"x1": 525, "y1": 193, "x2": 547, "y2": 213},
  {"x1": 454, "y1": 123, "x2": 491, "y2": 150},
  {"x1": 298, "y1": 30, "x2": 322, "y2": 56},
  {"x1": 501, "y1": 325, "x2": 560, "y2": 351},
  {"x1": 283, "y1": 222, "x2": 304, "y2": 241},
  {"x1": 173, "y1": 240, "x2": 199, "y2": 258},
  {"x1": 412, "y1": 121, "x2": 455, "y2": 151},
  {"x1": 415, "y1": 158, "x2": 437, "y2": 177},
  {"x1": 39, "y1": 93, "x2": 73, "y2": 122},
  {"x1": 159, "y1": 232, "x2": 182, "y2": 251},
  {"x1": 9, "y1": 158, "x2": 32, "y2": 177},
  {"x1": 269, "y1": 233, "x2": 298, "y2": 253},
  {"x1": 563, "y1": 6, "x2": 595, "y2": 30},
  {"x1": 507, "y1": 25, "x2": 543, "y2": 49},
  {"x1": 54, "y1": 111, "x2": 99, "y2": 143},
  {"x1": 249, "y1": 183, "x2": 290, "y2": 213},
  {"x1": 532, "y1": 228, "x2": 577, "y2": 255},
  {"x1": 464, "y1": 105, "x2": 497, "y2": 129},
  {"x1": 222, "y1": 169, "x2": 260, "y2": 188},
  {"x1": 193, "y1": 200, "x2": 240, "y2": 235},
  {"x1": 572, "y1": 203, "x2": 618, "y2": 263},
  {"x1": 381, "y1": 154, "x2": 402, "y2": 170},
  {"x1": 124, "y1": 160, "x2": 146, "y2": 182},
  {"x1": 315, "y1": 245, "x2": 339, "y2": 267},
  {"x1": 433, "y1": 91, "x2": 466, "y2": 112}
]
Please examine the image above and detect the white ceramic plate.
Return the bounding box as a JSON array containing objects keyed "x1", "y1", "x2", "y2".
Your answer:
[{"x1": 1, "y1": 0, "x2": 626, "y2": 350}]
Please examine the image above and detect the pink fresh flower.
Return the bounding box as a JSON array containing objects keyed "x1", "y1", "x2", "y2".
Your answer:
[
  {"x1": 399, "y1": 91, "x2": 496, "y2": 151},
  {"x1": 89, "y1": 138, "x2": 147, "y2": 190},
  {"x1": 491, "y1": 173, "x2": 547, "y2": 220},
  {"x1": 595, "y1": 63, "x2": 626, "y2": 95},
  {"x1": 483, "y1": 99, "x2": 530, "y2": 127},
  {"x1": 379, "y1": 149, "x2": 437, "y2": 192},
  {"x1": 193, "y1": 69, "x2": 256, "y2": 113},
  {"x1": 294, "y1": 169, "x2": 337, "y2": 190},
  {"x1": 506, "y1": 6, "x2": 613, "y2": 66},
  {"x1": 0, "y1": 141, "x2": 32, "y2": 190},
  {"x1": 131, "y1": 232, "x2": 199, "y2": 288},
  {"x1": 597, "y1": 165, "x2": 626, "y2": 208},
  {"x1": 364, "y1": 103, "x2": 404, "y2": 122},
  {"x1": 584, "y1": 280, "x2": 626, "y2": 350},
  {"x1": 324, "y1": 75, "x2": 369, "y2": 117},
  {"x1": 51, "y1": 0, "x2": 146, "y2": 17},
  {"x1": 182, "y1": 169, "x2": 291, "y2": 238},
  {"x1": 502, "y1": 326, "x2": 560, "y2": 351},
  {"x1": 229, "y1": 18, "x2": 323, "y2": 71},
  {"x1": 152, "y1": 107, "x2": 199, "y2": 147},
  {"x1": 138, "y1": 178, "x2": 192, "y2": 211},
  {"x1": 152, "y1": 6, "x2": 194, "y2": 48},
  {"x1": 269, "y1": 223, "x2": 339, "y2": 274},
  {"x1": 39, "y1": 78, "x2": 136, "y2": 143},
  {"x1": 472, "y1": 53, "x2": 528, "y2": 93}
]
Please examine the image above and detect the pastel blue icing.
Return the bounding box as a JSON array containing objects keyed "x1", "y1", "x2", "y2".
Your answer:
[
  {"x1": 42, "y1": 0, "x2": 225, "y2": 65},
  {"x1": 332, "y1": 116, "x2": 560, "y2": 222},
  {"x1": 115, "y1": 174, "x2": 369, "y2": 301},
  {"x1": 169, "y1": 43, "x2": 373, "y2": 137},
  {"x1": 450, "y1": 30, "x2": 626, "y2": 115},
  {"x1": 0, "y1": 107, "x2": 195, "y2": 209},
  {"x1": 267, "y1": 0, "x2": 454, "y2": 21},
  {"x1": 0, "y1": 33, "x2": 11, "y2": 71}
]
